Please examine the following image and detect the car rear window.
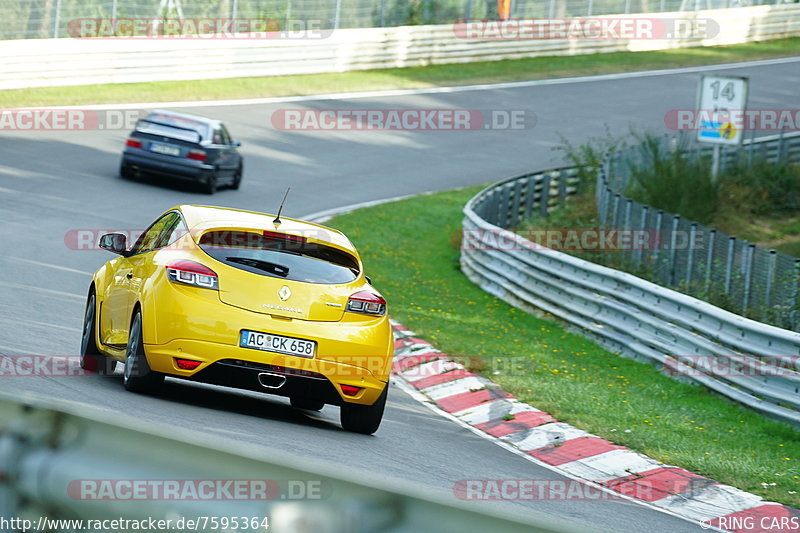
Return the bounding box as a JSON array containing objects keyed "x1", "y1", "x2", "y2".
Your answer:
[
  {"x1": 135, "y1": 120, "x2": 202, "y2": 143},
  {"x1": 198, "y1": 230, "x2": 360, "y2": 285}
]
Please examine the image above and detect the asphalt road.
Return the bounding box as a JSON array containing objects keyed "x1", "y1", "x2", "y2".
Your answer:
[{"x1": 1, "y1": 58, "x2": 798, "y2": 532}]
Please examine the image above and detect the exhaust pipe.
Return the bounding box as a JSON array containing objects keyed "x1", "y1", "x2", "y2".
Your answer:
[{"x1": 257, "y1": 372, "x2": 287, "y2": 389}]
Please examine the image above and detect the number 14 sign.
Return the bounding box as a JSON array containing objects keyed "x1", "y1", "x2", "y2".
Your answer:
[{"x1": 696, "y1": 75, "x2": 749, "y2": 146}]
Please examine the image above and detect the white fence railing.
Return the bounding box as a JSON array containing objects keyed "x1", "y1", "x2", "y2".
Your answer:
[{"x1": 1, "y1": 4, "x2": 800, "y2": 90}]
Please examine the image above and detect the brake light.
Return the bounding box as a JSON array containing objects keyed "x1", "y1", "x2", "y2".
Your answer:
[
  {"x1": 175, "y1": 358, "x2": 202, "y2": 370},
  {"x1": 346, "y1": 291, "x2": 386, "y2": 316},
  {"x1": 263, "y1": 230, "x2": 307, "y2": 243},
  {"x1": 341, "y1": 384, "x2": 362, "y2": 396},
  {"x1": 125, "y1": 138, "x2": 142, "y2": 148},
  {"x1": 166, "y1": 260, "x2": 218, "y2": 290},
  {"x1": 187, "y1": 149, "x2": 207, "y2": 161}
]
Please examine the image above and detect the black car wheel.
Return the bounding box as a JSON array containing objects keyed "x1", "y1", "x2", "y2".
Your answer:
[
  {"x1": 80, "y1": 292, "x2": 116, "y2": 375},
  {"x1": 231, "y1": 166, "x2": 242, "y2": 190},
  {"x1": 123, "y1": 311, "x2": 164, "y2": 394},
  {"x1": 202, "y1": 173, "x2": 217, "y2": 195},
  {"x1": 340, "y1": 385, "x2": 388, "y2": 435}
]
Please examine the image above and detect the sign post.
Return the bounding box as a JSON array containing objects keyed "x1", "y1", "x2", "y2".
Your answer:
[{"x1": 695, "y1": 75, "x2": 749, "y2": 183}]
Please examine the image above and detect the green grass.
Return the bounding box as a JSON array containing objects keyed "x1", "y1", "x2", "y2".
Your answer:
[
  {"x1": 328, "y1": 187, "x2": 799, "y2": 507},
  {"x1": 3, "y1": 37, "x2": 800, "y2": 107}
]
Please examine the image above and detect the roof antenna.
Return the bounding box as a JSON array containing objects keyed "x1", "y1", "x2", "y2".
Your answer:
[{"x1": 273, "y1": 187, "x2": 290, "y2": 225}]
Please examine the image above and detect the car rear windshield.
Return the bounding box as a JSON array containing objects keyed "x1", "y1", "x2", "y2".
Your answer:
[
  {"x1": 198, "y1": 231, "x2": 360, "y2": 285},
  {"x1": 137, "y1": 115, "x2": 207, "y2": 143}
]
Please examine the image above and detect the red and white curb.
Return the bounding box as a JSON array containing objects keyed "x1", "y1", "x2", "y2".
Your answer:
[{"x1": 390, "y1": 320, "x2": 799, "y2": 533}]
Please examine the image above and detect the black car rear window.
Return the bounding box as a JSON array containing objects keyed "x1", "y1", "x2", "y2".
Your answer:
[{"x1": 199, "y1": 231, "x2": 359, "y2": 285}]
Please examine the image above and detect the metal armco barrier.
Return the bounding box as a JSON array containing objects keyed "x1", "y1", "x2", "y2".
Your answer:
[
  {"x1": 0, "y1": 391, "x2": 573, "y2": 533},
  {"x1": 460, "y1": 140, "x2": 800, "y2": 428},
  {"x1": 2, "y1": 4, "x2": 800, "y2": 90}
]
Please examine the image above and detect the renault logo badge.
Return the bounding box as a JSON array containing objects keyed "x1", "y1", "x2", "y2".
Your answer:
[{"x1": 278, "y1": 286, "x2": 291, "y2": 301}]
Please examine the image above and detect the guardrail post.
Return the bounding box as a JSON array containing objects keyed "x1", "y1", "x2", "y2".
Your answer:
[
  {"x1": 685, "y1": 222, "x2": 697, "y2": 288},
  {"x1": 509, "y1": 179, "x2": 523, "y2": 228},
  {"x1": 522, "y1": 174, "x2": 537, "y2": 219},
  {"x1": 724, "y1": 236, "x2": 735, "y2": 295},
  {"x1": 464, "y1": 0, "x2": 472, "y2": 22},
  {"x1": 652, "y1": 210, "x2": 664, "y2": 278},
  {"x1": 558, "y1": 170, "x2": 568, "y2": 207},
  {"x1": 742, "y1": 243, "x2": 755, "y2": 314},
  {"x1": 539, "y1": 175, "x2": 552, "y2": 218},
  {"x1": 52, "y1": 0, "x2": 62, "y2": 38},
  {"x1": 634, "y1": 205, "x2": 648, "y2": 267},
  {"x1": 793, "y1": 259, "x2": 800, "y2": 331},
  {"x1": 765, "y1": 249, "x2": 777, "y2": 310},
  {"x1": 704, "y1": 229, "x2": 716, "y2": 297},
  {"x1": 548, "y1": 0, "x2": 555, "y2": 18},
  {"x1": 668, "y1": 215, "x2": 680, "y2": 286}
]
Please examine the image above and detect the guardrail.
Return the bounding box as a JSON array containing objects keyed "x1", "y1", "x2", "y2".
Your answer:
[
  {"x1": 460, "y1": 141, "x2": 800, "y2": 428},
  {"x1": 0, "y1": 390, "x2": 571, "y2": 533},
  {"x1": 1, "y1": 4, "x2": 800, "y2": 90}
]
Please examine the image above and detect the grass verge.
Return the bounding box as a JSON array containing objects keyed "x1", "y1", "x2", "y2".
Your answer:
[
  {"x1": 328, "y1": 186, "x2": 799, "y2": 507},
  {"x1": 2, "y1": 37, "x2": 800, "y2": 107}
]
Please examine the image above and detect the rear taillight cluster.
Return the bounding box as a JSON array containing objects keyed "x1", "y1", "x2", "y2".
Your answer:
[
  {"x1": 166, "y1": 260, "x2": 218, "y2": 290},
  {"x1": 125, "y1": 138, "x2": 142, "y2": 148},
  {"x1": 187, "y1": 149, "x2": 206, "y2": 161},
  {"x1": 346, "y1": 291, "x2": 386, "y2": 316}
]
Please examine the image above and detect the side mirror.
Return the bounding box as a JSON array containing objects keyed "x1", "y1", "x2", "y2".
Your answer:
[
  {"x1": 99, "y1": 233, "x2": 129, "y2": 255},
  {"x1": 234, "y1": 140, "x2": 242, "y2": 147}
]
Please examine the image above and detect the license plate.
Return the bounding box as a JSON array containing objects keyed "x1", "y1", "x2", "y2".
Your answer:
[
  {"x1": 149, "y1": 142, "x2": 180, "y2": 156},
  {"x1": 239, "y1": 330, "x2": 316, "y2": 358}
]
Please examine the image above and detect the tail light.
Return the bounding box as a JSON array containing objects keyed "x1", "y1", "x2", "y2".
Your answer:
[
  {"x1": 125, "y1": 138, "x2": 142, "y2": 148},
  {"x1": 346, "y1": 291, "x2": 386, "y2": 316},
  {"x1": 166, "y1": 260, "x2": 218, "y2": 290},
  {"x1": 341, "y1": 384, "x2": 362, "y2": 396},
  {"x1": 175, "y1": 358, "x2": 202, "y2": 370},
  {"x1": 187, "y1": 149, "x2": 207, "y2": 161}
]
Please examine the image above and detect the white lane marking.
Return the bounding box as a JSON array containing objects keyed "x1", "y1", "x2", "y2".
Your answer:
[
  {"x1": 651, "y1": 484, "x2": 765, "y2": 521},
  {"x1": 0, "y1": 280, "x2": 83, "y2": 301},
  {"x1": 557, "y1": 449, "x2": 663, "y2": 482},
  {"x1": 503, "y1": 422, "x2": 589, "y2": 451},
  {"x1": 0, "y1": 315, "x2": 80, "y2": 333},
  {"x1": 392, "y1": 377, "x2": 726, "y2": 532},
  {"x1": 399, "y1": 359, "x2": 462, "y2": 382},
  {"x1": 6, "y1": 256, "x2": 92, "y2": 276},
  {"x1": 454, "y1": 398, "x2": 541, "y2": 426},
  {"x1": 421, "y1": 376, "x2": 490, "y2": 400},
  {"x1": 303, "y1": 193, "x2": 420, "y2": 224},
  {"x1": 19, "y1": 56, "x2": 800, "y2": 111}
]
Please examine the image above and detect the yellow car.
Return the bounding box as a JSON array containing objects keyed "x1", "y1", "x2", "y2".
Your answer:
[{"x1": 80, "y1": 205, "x2": 393, "y2": 434}]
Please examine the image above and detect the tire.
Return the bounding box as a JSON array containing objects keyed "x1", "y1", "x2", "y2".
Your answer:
[
  {"x1": 119, "y1": 162, "x2": 133, "y2": 179},
  {"x1": 202, "y1": 173, "x2": 217, "y2": 194},
  {"x1": 290, "y1": 396, "x2": 324, "y2": 411},
  {"x1": 123, "y1": 311, "x2": 164, "y2": 394},
  {"x1": 230, "y1": 166, "x2": 242, "y2": 190},
  {"x1": 80, "y1": 292, "x2": 116, "y2": 375},
  {"x1": 340, "y1": 385, "x2": 388, "y2": 435}
]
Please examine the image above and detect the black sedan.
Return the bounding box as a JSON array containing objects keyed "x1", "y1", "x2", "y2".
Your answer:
[{"x1": 120, "y1": 110, "x2": 243, "y2": 194}]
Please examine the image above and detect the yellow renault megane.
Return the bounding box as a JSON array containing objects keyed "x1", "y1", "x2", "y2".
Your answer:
[{"x1": 80, "y1": 205, "x2": 393, "y2": 434}]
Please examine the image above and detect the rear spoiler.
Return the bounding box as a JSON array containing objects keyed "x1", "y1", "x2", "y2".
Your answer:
[{"x1": 135, "y1": 119, "x2": 202, "y2": 143}]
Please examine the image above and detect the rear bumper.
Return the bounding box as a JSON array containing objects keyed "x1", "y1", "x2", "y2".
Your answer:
[
  {"x1": 146, "y1": 338, "x2": 389, "y2": 406},
  {"x1": 121, "y1": 152, "x2": 212, "y2": 181}
]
